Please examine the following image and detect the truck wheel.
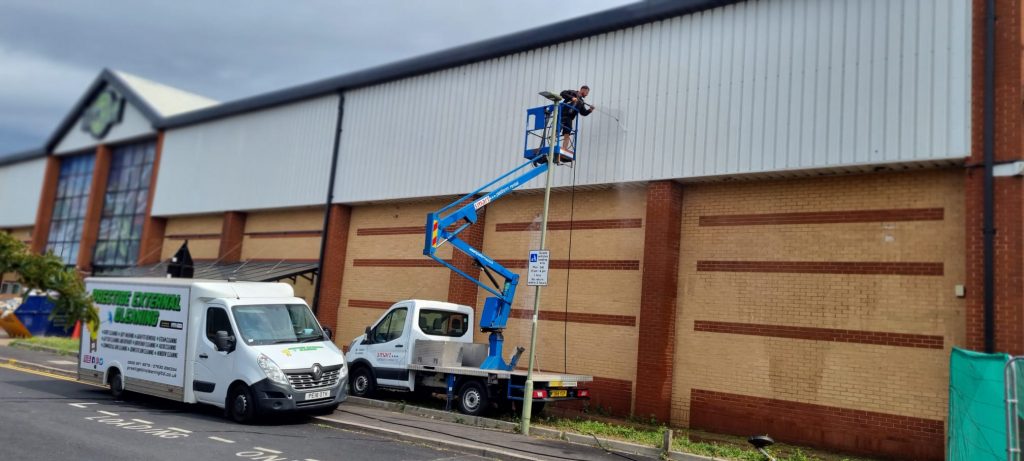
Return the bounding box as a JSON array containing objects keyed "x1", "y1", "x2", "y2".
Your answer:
[
  {"x1": 228, "y1": 384, "x2": 259, "y2": 424},
  {"x1": 108, "y1": 369, "x2": 126, "y2": 400},
  {"x1": 457, "y1": 381, "x2": 490, "y2": 416},
  {"x1": 350, "y1": 367, "x2": 376, "y2": 398}
]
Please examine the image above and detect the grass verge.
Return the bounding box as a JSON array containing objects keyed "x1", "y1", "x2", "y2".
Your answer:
[
  {"x1": 10, "y1": 336, "x2": 79, "y2": 355},
  {"x1": 534, "y1": 415, "x2": 877, "y2": 461}
]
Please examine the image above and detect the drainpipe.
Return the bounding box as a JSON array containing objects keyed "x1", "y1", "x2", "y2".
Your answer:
[
  {"x1": 982, "y1": 0, "x2": 995, "y2": 353},
  {"x1": 312, "y1": 92, "x2": 345, "y2": 315}
]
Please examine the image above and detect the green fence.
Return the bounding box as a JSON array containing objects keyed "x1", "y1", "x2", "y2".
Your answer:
[{"x1": 948, "y1": 347, "x2": 1010, "y2": 460}]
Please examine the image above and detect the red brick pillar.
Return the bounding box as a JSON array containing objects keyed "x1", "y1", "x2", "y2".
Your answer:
[
  {"x1": 965, "y1": 0, "x2": 1024, "y2": 354},
  {"x1": 138, "y1": 132, "x2": 166, "y2": 265},
  {"x1": 316, "y1": 204, "x2": 352, "y2": 333},
  {"x1": 77, "y1": 145, "x2": 113, "y2": 271},
  {"x1": 218, "y1": 211, "x2": 247, "y2": 264},
  {"x1": 31, "y1": 156, "x2": 61, "y2": 254},
  {"x1": 634, "y1": 180, "x2": 683, "y2": 421},
  {"x1": 447, "y1": 206, "x2": 486, "y2": 307}
]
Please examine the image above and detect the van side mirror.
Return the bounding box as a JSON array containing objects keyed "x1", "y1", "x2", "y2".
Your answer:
[
  {"x1": 363, "y1": 326, "x2": 373, "y2": 344},
  {"x1": 323, "y1": 327, "x2": 332, "y2": 340},
  {"x1": 215, "y1": 330, "x2": 235, "y2": 352}
]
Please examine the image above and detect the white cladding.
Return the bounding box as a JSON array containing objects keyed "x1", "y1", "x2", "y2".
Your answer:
[
  {"x1": 0, "y1": 158, "x2": 46, "y2": 227},
  {"x1": 334, "y1": 0, "x2": 971, "y2": 203},
  {"x1": 152, "y1": 95, "x2": 339, "y2": 216},
  {"x1": 54, "y1": 101, "x2": 155, "y2": 155}
]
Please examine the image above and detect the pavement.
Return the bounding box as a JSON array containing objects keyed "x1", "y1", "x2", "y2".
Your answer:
[{"x1": 0, "y1": 341, "x2": 666, "y2": 461}]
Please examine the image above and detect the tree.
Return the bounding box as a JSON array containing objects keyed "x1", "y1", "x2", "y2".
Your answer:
[{"x1": 0, "y1": 232, "x2": 98, "y2": 336}]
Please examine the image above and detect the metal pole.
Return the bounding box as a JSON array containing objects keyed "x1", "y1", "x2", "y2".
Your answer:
[{"x1": 521, "y1": 103, "x2": 558, "y2": 436}]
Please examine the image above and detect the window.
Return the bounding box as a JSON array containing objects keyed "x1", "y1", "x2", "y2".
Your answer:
[
  {"x1": 206, "y1": 307, "x2": 233, "y2": 342},
  {"x1": 0, "y1": 282, "x2": 21, "y2": 295},
  {"x1": 45, "y1": 153, "x2": 95, "y2": 265},
  {"x1": 93, "y1": 141, "x2": 155, "y2": 269},
  {"x1": 418, "y1": 309, "x2": 469, "y2": 337},
  {"x1": 373, "y1": 307, "x2": 407, "y2": 343},
  {"x1": 231, "y1": 304, "x2": 324, "y2": 345}
]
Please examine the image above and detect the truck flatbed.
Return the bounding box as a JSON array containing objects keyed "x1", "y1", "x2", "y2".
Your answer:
[{"x1": 408, "y1": 363, "x2": 591, "y2": 384}]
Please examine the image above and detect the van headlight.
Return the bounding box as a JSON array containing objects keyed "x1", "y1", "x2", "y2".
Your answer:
[{"x1": 257, "y1": 354, "x2": 289, "y2": 386}]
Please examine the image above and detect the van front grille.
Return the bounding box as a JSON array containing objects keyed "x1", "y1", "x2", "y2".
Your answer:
[{"x1": 286, "y1": 369, "x2": 341, "y2": 390}]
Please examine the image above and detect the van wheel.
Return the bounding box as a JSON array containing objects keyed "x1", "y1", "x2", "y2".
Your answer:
[
  {"x1": 228, "y1": 384, "x2": 259, "y2": 424},
  {"x1": 350, "y1": 367, "x2": 376, "y2": 398},
  {"x1": 108, "y1": 369, "x2": 126, "y2": 400},
  {"x1": 458, "y1": 381, "x2": 489, "y2": 416}
]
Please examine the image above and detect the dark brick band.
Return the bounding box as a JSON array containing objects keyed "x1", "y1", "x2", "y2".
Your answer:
[
  {"x1": 694, "y1": 320, "x2": 944, "y2": 349},
  {"x1": 245, "y1": 230, "x2": 322, "y2": 239},
  {"x1": 353, "y1": 258, "x2": 452, "y2": 267},
  {"x1": 690, "y1": 389, "x2": 943, "y2": 460},
  {"x1": 357, "y1": 226, "x2": 422, "y2": 236},
  {"x1": 348, "y1": 299, "x2": 394, "y2": 309},
  {"x1": 495, "y1": 259, "x2": 639, "y2": 270},
  {"x1": 509, "y1": 309, "x2": 636, "y2": 326},
  {"x1": 696, "y1": 260, "x2": 943, "y2": 276},
  {"x1": 496, "y1": 218, "x2": 642, "y2": 232},
  {"x1": 165, "y1": 233, "x2": 221, "y2": 240},
  {"x1": 699, "y1": 208, "x2": 944, "y2": 226}
]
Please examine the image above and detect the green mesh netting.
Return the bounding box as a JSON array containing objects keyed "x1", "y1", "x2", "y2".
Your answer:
[{"x1": 948, "y1": 347, "x2": 1011, "y2": 461}]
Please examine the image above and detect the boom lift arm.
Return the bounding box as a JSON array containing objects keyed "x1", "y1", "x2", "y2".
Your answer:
[{"x1": 423, "y1": 95, "x2": 577, "y2": 371}]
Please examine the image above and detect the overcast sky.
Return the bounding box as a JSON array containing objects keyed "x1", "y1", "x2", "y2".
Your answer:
[{"x1": 0, "y1": 0, "x2": 635, "y2": 155}]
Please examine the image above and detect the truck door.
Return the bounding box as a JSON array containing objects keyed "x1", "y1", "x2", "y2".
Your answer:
[
  {"x1": 365, "y1": 306, "x2": 410, "y2": 388},
  {"x1": 193, "y1": 305, "x2": 236, "y2": 406}
]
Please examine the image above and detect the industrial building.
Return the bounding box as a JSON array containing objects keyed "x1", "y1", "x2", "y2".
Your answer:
[{"x1": 0, "y1": 0, "x2": 1016, "y2": 458}]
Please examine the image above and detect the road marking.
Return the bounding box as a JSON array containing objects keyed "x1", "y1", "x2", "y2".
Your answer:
[
  {"x1": 98, "y1": 410, "x2": 119, "y2": 416},
  {"x1": 168, "y1": 427, "x2": 192, "y2": 433},
  {"x1": 132, "y1": 419, "x2": 153, "y2": 424},
  {"x1": 47, "y1": 359, "x2": 77, "y2": 365},
  {"x1": 0, "y1": 362, "x2": 105, "y2": 388},
  {"x1": 252, "y1": 447, "x2": 282, "y2": 454},
  {"x1": 209, "y1": 436, "x2": 235, "y2": 444},
  {"x1": 69, "y1": 402, "x2": 97, "y2": 408}
]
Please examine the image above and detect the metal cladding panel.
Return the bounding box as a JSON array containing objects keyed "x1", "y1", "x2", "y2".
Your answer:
[
  {"x1": 152, "y1": 94, "x2": 338, "y2": 216},
  {"x1": 334, "y1": 0, "x2": 971, "y2": 203},
  {"x1": 0, "y1": 157, "x2": 45, "y2": 227},
  {"x1": 54, "y1": 102, "x2": 155, "y2": 154}
]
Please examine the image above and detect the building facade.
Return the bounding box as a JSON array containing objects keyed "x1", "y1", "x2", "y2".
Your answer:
[{"x1": 1, "y1": 1, "x2": 1020, "y2": 459}]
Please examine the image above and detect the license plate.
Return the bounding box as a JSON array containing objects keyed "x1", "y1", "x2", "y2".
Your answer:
[
  {"x1": 550, "y1": 389, "x2": 568, "y2": 398},
  {"x1": 305, "y1": 390, "x2": 331, "y2": 400}
]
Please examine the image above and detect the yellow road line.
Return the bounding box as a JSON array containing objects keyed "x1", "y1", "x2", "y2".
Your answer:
[{"x1": 0, "y1": 361, "x2": 105, "y2": 388}]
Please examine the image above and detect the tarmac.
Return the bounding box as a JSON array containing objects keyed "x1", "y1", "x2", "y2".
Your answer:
[{"x1": 0, "y1": 335, "x2": 703, "y2": 461}]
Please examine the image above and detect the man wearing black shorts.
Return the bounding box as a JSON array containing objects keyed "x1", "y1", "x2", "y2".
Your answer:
[{"x1": 558, "y1": 85, "x2": 594, "y2": 161}]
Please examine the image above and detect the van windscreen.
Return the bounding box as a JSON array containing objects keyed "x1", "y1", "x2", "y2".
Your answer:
[{"x1": 232, "y1": 304, "x2": 323, "y2": 345}]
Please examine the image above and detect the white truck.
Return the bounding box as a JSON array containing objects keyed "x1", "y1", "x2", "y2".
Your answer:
[
  {"x1": 78, "y1": 278, "x2": 347, "y2": 423},
  {"x1": 346, "y1": 299, "x2": 591, "y2": 416}
]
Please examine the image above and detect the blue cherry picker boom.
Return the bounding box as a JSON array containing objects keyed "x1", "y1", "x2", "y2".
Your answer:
[{"x1": 345, "y1": 92, "x2": 593, "y2": 417}]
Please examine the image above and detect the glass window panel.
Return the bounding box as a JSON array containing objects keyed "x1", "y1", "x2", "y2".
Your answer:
[
  {"x1": 135, "y1": 191, "x2": 148, "y2": 214},
  {"x1": 68, "y1": 244, "x2": 79, "y2": 265},
  {"x1": 126, "y1": 241, "x2": 140, "y2": 264}
]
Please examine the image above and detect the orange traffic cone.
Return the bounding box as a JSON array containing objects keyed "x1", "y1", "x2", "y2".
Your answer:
[{"x1": 71, "y1": 320, "x2": 81, "y2": 339}]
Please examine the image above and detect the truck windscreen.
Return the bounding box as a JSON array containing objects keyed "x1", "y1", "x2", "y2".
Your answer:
[{"x1": 231, "y1": 304, "x2": 324, "y2": 345}]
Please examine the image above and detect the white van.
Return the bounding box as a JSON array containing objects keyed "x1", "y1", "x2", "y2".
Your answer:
[{"x1": 78, "y1": 278, "x2": 347, "y2": 423}]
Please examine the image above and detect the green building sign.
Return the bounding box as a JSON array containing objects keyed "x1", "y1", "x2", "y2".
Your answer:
[{"x1": 81, "y1": 88, "x2": 125, "y2": 140}]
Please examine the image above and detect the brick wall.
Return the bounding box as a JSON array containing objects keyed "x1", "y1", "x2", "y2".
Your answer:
[
  {"x1": 241, "y1": 207, "x2": 324, "y2": 262},
  {"x1": 635, "y1": 180, "x2": 682, "y2": 421},
  {"x1": 673, "y1": 169, "x2": 964, "y2": 460},
  {"x1": 77, "y1": 145, "x2": 112, "y2": 271},
  {"x1": 316, "y1": 204, "x2": 351, "y2": 334},
  {"x1": 965, "y1": 0, "x2": 1024, "y2": 354},
  {"x1": 31, "y1": 156, "x2": 60, "y2": 254},
  {"x1": 447, "y1": 199, "x2": 485, "y2": 307},
  {"x1": 161, "y1": 214, "x2": 223, "y2": 260},
  {"x1": 218, "y1": 211, "x2": 247, "y2": 264},
  {"x1": 138, "y1": 132, "x2": 165, "y2": 265}
]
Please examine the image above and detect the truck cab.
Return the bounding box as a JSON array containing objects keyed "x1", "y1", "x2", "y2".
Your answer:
[{"x1": 346, "y1": 299, "x2": 472, "y2": 393}]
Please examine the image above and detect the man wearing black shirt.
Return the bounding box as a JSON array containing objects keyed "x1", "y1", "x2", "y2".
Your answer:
[{"x1": 558, "y1": 85, "x2": 594, "y2": 161}]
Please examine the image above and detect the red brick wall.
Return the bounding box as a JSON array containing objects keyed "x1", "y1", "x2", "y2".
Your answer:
[
  {"x1": 447, "y1": 205, "x2": 485, "y2": 308},
  {"x1": 634, "y1": 180, "x2": 683, "y2": 421},
  {"x1": 965, "y1": 0, "x2": 1024, "y2": 354},
  {"x1": 31, "y1": 156, "x2": 60, "y2": 254},
  {"x1": 218, "y1": 211, "x2": 247, "y2": 264},
  {"x1": 77, "y1": 145, "x2": 112, "y2": 271},
  {"x1": 690, "y1": 389, "x2": 944, "y2": 461},
  {"x1": 317, "y1": 204, "x2": 352, "y2": 333},
  {"x1": 138, "y1": 131, "x2": 166, "y2": 265}
]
